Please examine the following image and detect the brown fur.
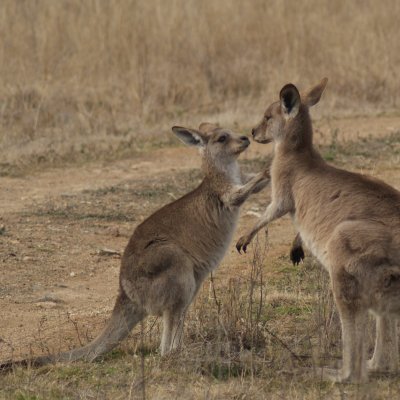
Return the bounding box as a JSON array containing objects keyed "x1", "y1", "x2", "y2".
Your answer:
[
  {"x1": 2, "y1": 123, "x2": 269, "y2": 372},
  {"x1": 237, "y1": 78, "x2": 400, "y2": 383}
]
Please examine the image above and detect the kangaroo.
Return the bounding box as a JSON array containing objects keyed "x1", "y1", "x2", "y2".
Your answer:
[
  {"x1": 1, "y1": 123, "x2": 269, "y2": 371},
  {"x1": 236, "y1": 78, "x2": 400, "y2": 383}
]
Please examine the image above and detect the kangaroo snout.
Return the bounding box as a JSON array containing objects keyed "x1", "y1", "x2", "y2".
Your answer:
[
  {"x1": 251, "y1": 124, "x2": 272, "y2": 144},
  {"x1": 239, "y1": 135, "x2": 250, "y2": 151}
]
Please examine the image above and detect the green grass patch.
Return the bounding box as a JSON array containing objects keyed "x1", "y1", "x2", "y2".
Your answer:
[
  {"x1": 320, "y1": 130, "x2": 400, "y2": 167},
  {"x1": 15, "y1": 393, "x2": 42, "y2": 400}
]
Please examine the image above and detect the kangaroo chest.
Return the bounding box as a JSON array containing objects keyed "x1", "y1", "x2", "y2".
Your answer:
[{"x1": 194, "y1": 208, "x2": 239, "y2": 276}]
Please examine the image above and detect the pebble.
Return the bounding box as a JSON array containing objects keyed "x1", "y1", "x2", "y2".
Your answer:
[
  {"x1": 98, "y1": 248, "x2": 121, "y2": 256},
  {"x1": 107, "y1": 227, "x2": 120, "y2": 237},
  {"x1": 55, "y1": 283, "x2": 68, "y2": 288},
  {"x1": 37, "y1": 294, "x2": 64, "y2": 304},
  {"x1": 70, "y1": 272, "x2": 76, "y2": 277},
  {"x1": 35, "y1": 301, "x2": 58, "y2": 309}
]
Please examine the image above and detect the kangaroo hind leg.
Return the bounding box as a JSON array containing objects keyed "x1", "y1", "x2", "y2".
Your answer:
[
  {"x1": 323, "y1": 305, "x2": 369, "y2": 383},
  {"x1": 322, "y1": 266, "x2": 369, "y2": 383},
  {"x1": 368, "y1": 315, "x2": 398, "y2": 374},
  {"x1": 160, "y1": 308, "x2": 186, "y2": 356},
  {"x1": 368, "y1": 265, "x2": 400, "y2": 374}
]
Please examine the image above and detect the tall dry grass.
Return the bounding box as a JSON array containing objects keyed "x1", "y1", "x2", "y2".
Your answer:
[{"x1": 1, "y1": 0, "x2": 400, "y2": 170}]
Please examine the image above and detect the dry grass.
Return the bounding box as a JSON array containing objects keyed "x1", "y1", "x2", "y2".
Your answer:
[
  {"x1": 1, "y1": 0, "x2": 400, "y2": 172},
  {"x1": 1, "y1": 243, "x2": 399, "y2": 399}
]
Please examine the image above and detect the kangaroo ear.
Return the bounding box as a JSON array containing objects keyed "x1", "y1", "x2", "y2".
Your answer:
[
  {"x1": 198, "y1": 122, "x2": 219, "y2": 134},
  {"x1": 172, "y1": 126, "x2": 207, "y2": 147},
  {"x1": 303, "y1": 77, "x2": 328, "y2": 107},
  {"x1": 280, "y1": 83, "x2": 301, "y2": 119}
]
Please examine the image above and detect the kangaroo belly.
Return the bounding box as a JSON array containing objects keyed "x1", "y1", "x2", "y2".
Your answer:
[
  {"x1": 209, "y1": 220, "x2": 238, "y2": 268},
  {"x1": 194, "y1": 211, "x2": 239, "y2": 276},
  {"x1": 297, "y1": 226, "x2": 330, "y2": 268}
]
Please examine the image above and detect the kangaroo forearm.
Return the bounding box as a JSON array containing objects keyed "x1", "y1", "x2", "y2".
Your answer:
[
  {"x1": 290, "y1": 232, "x2": 305, "y2": 265},
  {"x1": 242, "y1": 170, "x2": 270, "y2": 193},
  {"x1": 249, "y1": 202, "x2": 287, "y2": 237},
  {"x1": 227, "y1": 173, "x2": 270, "y2": 206},
  {"x1": 292, "y1": 232, "x2": 303, "y2": 249},
  {"x1": 236, "y1": 201, "x2": 287, "y2": 253},
  {"x1": 246, "y1": 216, "x2": 269, "y2": 241},
  {"x1": 251, "y1": 178, "x2": 270, "y2": 194}
]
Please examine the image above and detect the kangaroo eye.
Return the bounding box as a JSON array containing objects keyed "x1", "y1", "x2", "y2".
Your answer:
[{"x1": 217, "y1": 134, "x2": 227, "y2": 143}]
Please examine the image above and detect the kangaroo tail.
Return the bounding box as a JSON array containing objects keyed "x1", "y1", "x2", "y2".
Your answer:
[{"x1": 0, "y1": 289, "x2": 143, "y2": 372}]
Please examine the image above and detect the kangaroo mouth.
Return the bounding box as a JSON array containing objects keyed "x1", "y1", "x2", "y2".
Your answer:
[
  {"x1": 254, "y1": 137, "x2": 272, "y2": 144},
  {"x1": 235, "y1": 143, "x2": 250, "y2": 154}
]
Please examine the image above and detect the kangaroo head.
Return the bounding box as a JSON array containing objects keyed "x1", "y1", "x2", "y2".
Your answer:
[
  {"x1": 251, "y1": 78, "x2": 328, "y2": 148},
  {"x1": 172, "y1": 123, "x2": 250, "y2": 179}
]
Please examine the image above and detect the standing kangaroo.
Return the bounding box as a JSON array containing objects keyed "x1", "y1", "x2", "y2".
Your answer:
[
  {"x1": 2, "y1": 123, "x2": 269, "y2": 371},
  {"x1": 236, "y1": 78, "x2": 400, "y2": 383}
]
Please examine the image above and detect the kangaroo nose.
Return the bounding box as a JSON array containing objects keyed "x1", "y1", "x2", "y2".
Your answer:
[
  {"x1": 240, "y1": 136, "x2": 250, "y2": 143},
  {"x1": 251, "y1": 128, "x2": 256, "y2": 137}
]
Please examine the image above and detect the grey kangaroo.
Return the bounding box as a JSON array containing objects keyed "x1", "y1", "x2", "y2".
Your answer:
[
  {"x1": 237, "y1": 78, "x2": 400, "y2": 383},
  {"x1": 2, "y1": 123, "x2": 269, "y2": 371}
]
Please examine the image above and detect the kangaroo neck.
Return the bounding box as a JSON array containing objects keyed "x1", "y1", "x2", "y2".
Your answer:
[
  {"x1": 282, "y1": 108, "x2": 314, "y2": 152},
  {"x1": 202, "y1": 158, "x2": 241, "y2": 195},
  {"x1": 272, "y1": 124, "x2": 326, "y2": 183}
]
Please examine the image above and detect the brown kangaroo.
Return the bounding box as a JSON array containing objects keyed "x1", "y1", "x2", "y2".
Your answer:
[
  {"x1": 236, "y1": 78, "x2": 400, "y2": 383},
  {"x1": 2, "y1": 123, "x2": 269, "y2": 371}
]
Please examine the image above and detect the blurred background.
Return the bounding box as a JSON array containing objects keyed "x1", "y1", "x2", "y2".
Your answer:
[
  {"x1": 1, "y1": 3, "x2": 400, "y2": 398},
  {"x1": 1, "y1": 0, "x2": 399, "y2": 172}
]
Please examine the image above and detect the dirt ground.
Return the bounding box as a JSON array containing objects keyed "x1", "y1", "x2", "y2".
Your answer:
[{"x1": 0, "y1": 116, "x2": 399, "y2": 399}]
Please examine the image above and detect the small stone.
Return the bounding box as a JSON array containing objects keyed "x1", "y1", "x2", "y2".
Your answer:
[
  {"x1": 55, "y1": 284, "x2": 68, "y2": 288},
  {"x1": 70, "y1": 272, "x2": 76, "y2": 277},
  {"x1": 107, "y1": 227, "x2": 120, "y2": 237},
  {"x1": 98, "y1": 248, "x2": 121, "y2": 257},
  {"x1": 37, "y1": 294, "x2": 64, "y2": 304},
  {"x1": 35, "y1": 301, "x2": 58, "y2": 309}
]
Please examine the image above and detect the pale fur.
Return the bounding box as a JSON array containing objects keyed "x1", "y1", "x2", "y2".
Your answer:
[
  {"x1": 237, "y1": 78, "x2": 400, "y2": 383},
  {"x1": 1, "y1": 123, "x2": 269, "y2": 371}
]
